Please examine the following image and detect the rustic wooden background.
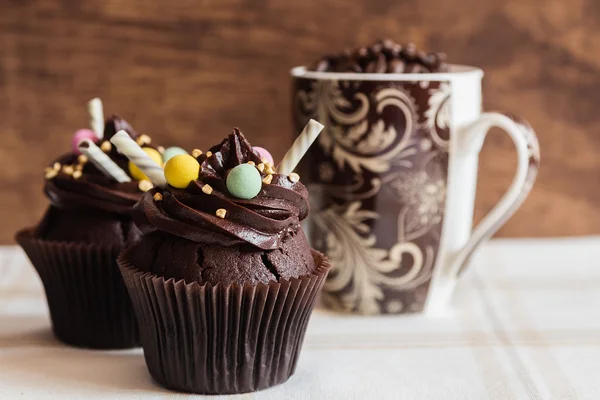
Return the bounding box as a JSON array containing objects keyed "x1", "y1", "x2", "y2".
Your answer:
[{"x1": 1, "y1": 0, "x2": 599, "y2": 243}]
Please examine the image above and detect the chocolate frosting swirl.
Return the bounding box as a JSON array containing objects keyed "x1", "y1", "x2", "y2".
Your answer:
[
  {"x1": 134, "y1": 129, "x2": 310, "y2": 250},
  {"x1": 44, "y1": 116, "x2": 143, "y2": 216}
]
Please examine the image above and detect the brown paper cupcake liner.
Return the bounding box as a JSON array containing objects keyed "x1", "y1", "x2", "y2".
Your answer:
[
  {"x1": 15, "y1": 229, "x2": 140, "y2": 349},
  {"x1": 118, "y1": 248, "x2": 330, "y2": 395}
]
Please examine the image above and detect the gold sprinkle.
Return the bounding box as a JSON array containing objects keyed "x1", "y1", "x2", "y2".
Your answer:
[
  {"x1": 157, "y1": 146, "x2": 165, "y2": 154},
  {"x1": 100, "y1": 141, "x2": 112, "y2": 152},
  {"x1": 153, "y1": 192, "x2": 163, "y2": 201},
  {"x1": 192, "y1": 149, "x2": 203, "y2": 158},
  {"x1": 53, "y1": 162, "x2": 61, "y2": 171},
  {"x1": 138, "y1": 180, "x2": 153, "y2": 192},
  {"x1": 62, "y1": 165, "x2": 74, "y2": 175},
  {"x1": 202, "y1": 184, "x2": 213, "y2": 195},
  {"x1": 257, "y1": 163, "x2": 265, "y2": 173},
  {"x1": 247, "y1": 161, "x2": 255, "y2": 166},
  {"x1": 289, "y1": 172, "x2": 300, "y2": 183},
  {"x1": 262, "y1": 174, "x2": 273, "y2": 185},
  {"x1": 45, "y1": 169, "x2": 58, "y2": 179},
  {"x1": 216, "y1": 208, "x2": 227, "y2": 219},
  {"x1": 265, "y1": 165, "x2": 276, "y2": 175},
  {"x1": 77, "y1": 154, "x2": 88, "y2": 164},
  {"x1": 136, "y1": 134, "x2": 151, "y2": 146},
  {"x1": 75, "y1": 164, "x2": 84, "y2": 171},
  {"x1": 206, "y1": 151, "x2": 213, "y2": 158},
  {"x1": 261, "y1": 157, "x2": 269, "y2": 165},
  {"x1": 72, "y1": 170, "x2": 82, "y2": 179}
]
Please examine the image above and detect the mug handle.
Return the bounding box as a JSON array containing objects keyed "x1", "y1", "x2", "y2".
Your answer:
[{"x1": 448, "y1": 112, "x2": 540, "y2": 277}]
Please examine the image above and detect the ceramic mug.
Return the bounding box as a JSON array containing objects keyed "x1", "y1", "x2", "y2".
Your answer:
[{"x1": 291, "y1": 65, "x2": 540, "y2": 315}]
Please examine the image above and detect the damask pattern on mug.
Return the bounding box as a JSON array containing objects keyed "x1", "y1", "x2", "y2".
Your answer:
[{"x1": 295, "y1": 79, "x2": 452, "y2": 313}]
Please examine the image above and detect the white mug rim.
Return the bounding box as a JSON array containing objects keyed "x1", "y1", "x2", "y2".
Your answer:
[{"x1": 290, "y1": 64, "x2": 484, "y2": 82}]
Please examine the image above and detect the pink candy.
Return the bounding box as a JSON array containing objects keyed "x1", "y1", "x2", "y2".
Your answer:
[
  {"x1": 71, "y1": 129, "x2": 98, "y2": 154},
  {"x1": 253, "y1": 146, "x2": 274, "y2": 165}
]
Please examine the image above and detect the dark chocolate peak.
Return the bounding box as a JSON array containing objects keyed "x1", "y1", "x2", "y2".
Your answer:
[
  {"x1": 103, "y1": 115, "x2": 138, "y2": 140},
  {"x1": 134, "y1": 128, "x2": 310, "y2": 250},
  {"x1": 200, "y1": 128, "x2": 263, "y2": 189}
]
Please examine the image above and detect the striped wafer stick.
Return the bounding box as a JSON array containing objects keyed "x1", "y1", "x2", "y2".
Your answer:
[
  {"x1": 88, "y1": 98, "x2": 104, "y2": 139},
  {"x1": 78, "y1": 139, "x2": 131, "y2": 183},
  {"x1": 277, "y1": 119, "x2": 324, "y2": 175},
  {"x1": 110, "y1": 130, "x2": 167, "y2": 187}
]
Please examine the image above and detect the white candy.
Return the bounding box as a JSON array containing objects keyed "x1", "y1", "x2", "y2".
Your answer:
[
  {"x1": 78, "y1": 139, "x2": 131, "y2": 183},
  {"x1": 110, "y1": 131, "x2": 167, "y2": 187},
  {"x1": 88, "y1": 98, "x2": 104, "y2": 140},
  {"x1": 277, "y1": 119, "x2": 324, "y2": 175}
]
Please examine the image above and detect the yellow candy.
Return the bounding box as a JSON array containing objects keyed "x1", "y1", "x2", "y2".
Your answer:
[
  {"x1": 129, "y1": 148, "x2": 163, "y2": 181},
  {"x1": 164, "y1": 154, "x2": 200, "y2": 189}
]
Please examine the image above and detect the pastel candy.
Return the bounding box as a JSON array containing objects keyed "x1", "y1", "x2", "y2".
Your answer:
[
  {"x1": 226, "y1": 164, "x2": 262, "y2": 199},
  {"x1": 164, "y1": 154, "x2": 200, "y2": 189},
  {"x1": 162, "y1": 146, "x2": 188, "y2": 163},
  {"x1": 72, "y1": 129, "x2": 98, "y2": 154},
  {"x1": 129, "y1": 147, "x2": 163, "y2": 181},
  {"x1": 253, "y1": 146, "x2": 274, "y2": 165}
]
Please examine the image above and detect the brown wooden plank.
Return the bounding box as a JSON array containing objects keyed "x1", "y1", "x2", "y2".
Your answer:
[{"x1": 1, "y1": 0, "x2": 598, "y2": 243}]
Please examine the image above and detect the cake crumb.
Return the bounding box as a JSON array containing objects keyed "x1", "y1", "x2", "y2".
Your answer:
[
  {"x1": 192, "y1": 149, "x2": 203, "y2": 158},
  {"x1": 45, "y1": 169, "x2": 58, "y2": 179},
  {"x1": 100, "y1": 141, "x2": 112, "y2": 152},
  {"x1": 138, "y1": 180, "x2": 153, "y2": 192},
  {"x1": 262, "y1": 174, "x2": 273, "y2": 184},
  {"x1": 202, "y1": 184, "x2": 213, "y2": 195},
  {"x1": 136, "y1": 134, "x2": 151, "y2": 146}
]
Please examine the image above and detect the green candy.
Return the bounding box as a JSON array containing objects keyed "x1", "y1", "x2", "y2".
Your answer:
[
  {"x1": 162, "y1": 146, "x2": 188, "y2": 163},
  {"x1": 226, "y1": 164, "x2": 262, "y2": 199}
]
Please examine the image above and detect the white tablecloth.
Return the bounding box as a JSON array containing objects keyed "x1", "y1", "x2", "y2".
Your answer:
[{"x1": 1, "y1": 238, "x2": 599, "y2": 400}]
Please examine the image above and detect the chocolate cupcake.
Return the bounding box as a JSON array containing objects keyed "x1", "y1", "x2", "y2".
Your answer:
[
  {"x1": 16, "y1": 113, "x2": 166, "y2": 349},
  {"x1": 118, "y1": 128, "x2": 330, "y2": 394}
]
